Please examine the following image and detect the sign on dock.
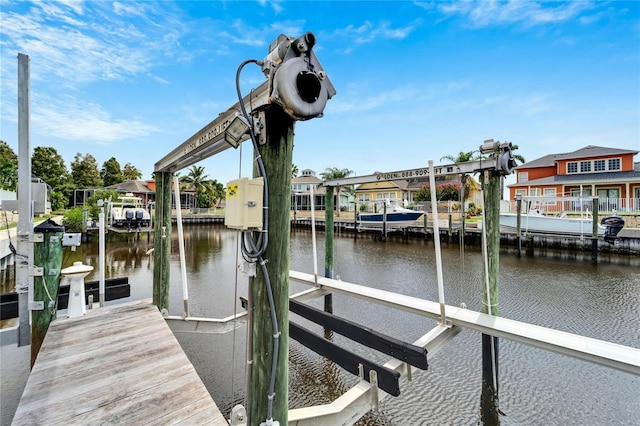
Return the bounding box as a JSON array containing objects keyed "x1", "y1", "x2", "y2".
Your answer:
[{"x1": 12, "y1": 300, "x2": 227, "y2": 425}]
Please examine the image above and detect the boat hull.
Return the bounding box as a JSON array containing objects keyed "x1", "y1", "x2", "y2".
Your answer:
[
  {"x1": 500, "y1": 213, "x2": 605, "y2": 236},
  {"x1": 359, "y1": 211, "x2": 423, "y2": 229}
]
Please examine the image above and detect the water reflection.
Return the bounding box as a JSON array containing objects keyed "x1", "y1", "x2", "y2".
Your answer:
[{"x1": 4, "y1": 225, "x2": 639, "y2": 425}]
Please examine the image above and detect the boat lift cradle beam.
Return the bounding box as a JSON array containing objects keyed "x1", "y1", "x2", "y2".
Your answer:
[
  {"x1": 290, "y1": 271, "x2": 640, "y2": 377},
  {"x1": 165, "y1": 272, "x2": 639, "y2": 425}
]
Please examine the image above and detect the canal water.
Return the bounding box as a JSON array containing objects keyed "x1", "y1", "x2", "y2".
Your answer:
[{"x1": 2, "y1": 225, "x2": 639, "y2": 425}]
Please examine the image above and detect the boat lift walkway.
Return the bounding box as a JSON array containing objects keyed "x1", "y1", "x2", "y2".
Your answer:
[{"x1": 11, "y1": 299, "x2": 227, "y2": 426}]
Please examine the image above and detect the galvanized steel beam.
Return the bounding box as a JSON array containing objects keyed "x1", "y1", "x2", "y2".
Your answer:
[
  {"x1": 289, "y1": 270, "x2": 640, "y2": 376},
  {"x1": 154, "y1": 81, "x2": 269, "y2": 173}
]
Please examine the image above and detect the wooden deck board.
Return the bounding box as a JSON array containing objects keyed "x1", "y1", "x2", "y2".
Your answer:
[{"x1": 12, "y1": 299, "x2": 227, "y2": 425}]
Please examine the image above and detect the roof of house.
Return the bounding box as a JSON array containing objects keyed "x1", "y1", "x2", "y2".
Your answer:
[
  {"x1": 292, "y1": 175, "x2": 322, "y2": 184},
  {"x1": 105, "y1": 180, "x2": 155, "y2": 193},
  {"x1": 516, "y1": 145, "x2": 639, "y2": 170},
  {"x1": 508, "y1": 162, "x2": 640, "y2": 187}
]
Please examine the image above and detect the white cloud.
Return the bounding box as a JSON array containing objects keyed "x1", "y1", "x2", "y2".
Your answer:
[
  {"x1": 31, "y1": 93, "x2": 156, "y2": 142},
  {"x1": 0, "y1": 1, "x2": 185, "y2": 86},
  {"x1": 332, "y1": 20, "x2": 421, "y2": 45},
  {"x1": 437, "y1": 0, "x2": 598, "y2": 28}
]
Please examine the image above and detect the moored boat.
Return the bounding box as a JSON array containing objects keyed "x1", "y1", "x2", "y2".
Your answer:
[
  {"x1": 110, "y1": 193, "x2": 151, "y2": 229},
  {"x1": 499, "y1": 210, "x2": 605, "y2": 236},
  {"x1": 358, "y1": 199, "x2": 423, "y2": 229}
]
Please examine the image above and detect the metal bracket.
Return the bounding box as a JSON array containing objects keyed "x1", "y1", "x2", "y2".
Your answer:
[
  {"x1": 369, "y1": 369, "x2": 379, "y2": 411},
  {"x1": 28, "y1": 233, "x2": 44, "y2": 243},
  {"x1": 255, "y1": 110, "x2": 266, "y2": 145},
  {"x1": 405, "y1": 362, "x2": 412, "y2": 382},
  {"x1": 29, "y1": 301, "x2": 44, "y2": 311},
  {"x1": 229, "y1": 404, "x2": 247, "y2": 426},
  {"x1": 238, "y1": 260, "x2": 257, "y2": 277},
  {"x1": 30, "y1": 267, "x2": 43, "y2": 277}
]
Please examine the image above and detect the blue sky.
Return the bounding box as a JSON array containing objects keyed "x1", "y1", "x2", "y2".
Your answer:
[{"x1": 1, "y1": 1, "x2": 638, "y2": 193}]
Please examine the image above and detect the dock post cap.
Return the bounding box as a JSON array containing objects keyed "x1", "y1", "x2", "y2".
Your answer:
[{"x1": 61, "y1": 261, "x2": 94, "y2": 275}]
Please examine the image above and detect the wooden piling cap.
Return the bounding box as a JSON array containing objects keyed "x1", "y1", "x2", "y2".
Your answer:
[{"x1": 61, "y1": 261, "x2": 94, "y2": 275}]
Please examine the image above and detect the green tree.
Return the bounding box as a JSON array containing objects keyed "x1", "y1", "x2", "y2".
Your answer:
[
  {"x1": 198, "y1": 179, "x2": 225, "y2": 209},
  {"x1": 32, "y1": 146, "x2": 72, "y2": 210},
  {"x1": 71, "y1": 153, "x2": 103, "y2": 189},
  {"x1": 101, "y1": 157, "x2": 124, "y2": 186},
  {"x1": 122, "y1": 163, "x2": 142, "y2": 181},
  {"x1": 291, "y1": 164, "x2": 299, "y2": 179},
  {"x1": 0, "y1": 140, "x2": 18, "y2": 190},
  {"x1": 414, "y1": 183, "x2": 461, "y2": 202},
  {"x1": 180, "y1": 165, "x2": 211, "y2": 209},
  {"x1": 62, "y1": 207, "x2": 85, "y2": 232},
  {"x1": 320, "y1": 167, "x2": 353, "y2": 217},
  {"x1": 440, "y1": 151, "x2": 478, "y2": 164},
  {"x1": 85, "y1": 189, "x2": 121, "y2": 219},
  {"x1": 440, "y1": 150, "x2": 481, "y2": 203}
]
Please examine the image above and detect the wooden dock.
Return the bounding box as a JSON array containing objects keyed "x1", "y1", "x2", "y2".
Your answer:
[{"x1": 12, "y1": 299, "x2": 228, "y2": 425}]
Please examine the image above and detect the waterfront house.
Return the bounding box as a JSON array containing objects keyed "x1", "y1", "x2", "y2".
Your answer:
[
  {"x1": 355, "y1": 174, "x2": 482, "y2": 212},
  {"x1": 291, "y1": 169, "x2": 352, "y2": 212},
  {"x1": 507, "y1": 145, "x2": 640, "y2": 212}
]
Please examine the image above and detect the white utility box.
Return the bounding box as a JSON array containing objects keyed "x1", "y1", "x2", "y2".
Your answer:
[{"x1": 225, "y1": 177, "x2": 264, "y2": 230}]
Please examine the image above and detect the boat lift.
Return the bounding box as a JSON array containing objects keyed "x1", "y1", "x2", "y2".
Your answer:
[{"x1": 151, "y1": 32, "x2": 639, "y2": 425}]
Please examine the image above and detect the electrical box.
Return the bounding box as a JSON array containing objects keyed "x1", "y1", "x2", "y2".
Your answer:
[
  {"x1": 62, "y1": 233, "x2": 82, "y2": 247},
  {"x1": 225, "y1": 177, "x2": 264, "y2": 230}
]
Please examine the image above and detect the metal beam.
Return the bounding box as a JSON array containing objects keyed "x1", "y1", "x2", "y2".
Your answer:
[
  {"x1": 154, "y1": 80, "x2": 269, "y2": 173},
  {"x1": 289, "y1": 270, "x2": 640, "y2": 376},
  {"x1": 289, "y1": 324, "x2": 459, "y2": 425},
  {"x1": 321, "y1": 159, "x2": 499, "y2": 187},
  {"x1": 17, "y1": 53, "x2": 32, "y2": 346}
]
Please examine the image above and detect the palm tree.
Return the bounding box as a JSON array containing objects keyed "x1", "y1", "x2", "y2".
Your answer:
[
  {"x1": 291, "y1": 164, "x2": 299, "y2": 179},
  {"x1": 440, "y1": 151, "x2": 478, "y2": 164},
  {"x1": 180, "y1": 165, "x2": 210, "y2": 209},
  {"x1": 440, "y1": 151, "x2": 480, "y2": 203},
  {"x1": 320, "y1": 167, "x2": 353, "y2": 217}
]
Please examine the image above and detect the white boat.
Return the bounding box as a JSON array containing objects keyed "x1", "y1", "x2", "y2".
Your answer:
[
  {"x1": 358, "y1": 199, "x2": 423, "y2": 229},
  {"x1": 110, "y1": 194, "x2": 151, "y2": 229},
  {"x1": 500, "y1": 199, "x2": 605, "y2": 236}
]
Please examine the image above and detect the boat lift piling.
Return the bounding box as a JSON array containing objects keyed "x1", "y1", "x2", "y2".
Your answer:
[{"x1": 153, "y1": 32, "x2": 336, "y2": 426}]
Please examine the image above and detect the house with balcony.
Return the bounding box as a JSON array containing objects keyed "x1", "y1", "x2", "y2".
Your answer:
[
  {"x1": 291, "y1": 169, "x2": 352, "y2": 212},
  {"x1": 507, "y1": 145, "x2": 640, "y2": 212}
]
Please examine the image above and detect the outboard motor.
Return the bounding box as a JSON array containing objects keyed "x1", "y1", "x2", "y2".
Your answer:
[
  {"x1": 135, "y1": 210, "x2": 144, "y2": 229},
  {"x1": 601, "y1": 215, "x2": 625, "y2": 245},
  {"x1": 125, "y1": 210, "x2": 134, "y2": 230}
]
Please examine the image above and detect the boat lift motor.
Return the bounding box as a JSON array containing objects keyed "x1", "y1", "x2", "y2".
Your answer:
[
  {"x1": 262, "y1": 32, "x2": 336, "y2": 121},
  {"x1": 601, "y1": 215, "x2": 625, "y2": 245}
]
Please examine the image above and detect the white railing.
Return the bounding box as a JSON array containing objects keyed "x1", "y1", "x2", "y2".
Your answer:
[{"x1": 505, "y1": 197, "x2": 640, "y2": 216}]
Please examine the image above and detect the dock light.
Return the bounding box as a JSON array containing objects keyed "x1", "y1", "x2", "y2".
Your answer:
[
  {"x1": 263, "y1": 32, "x2": 336, "y2": 121},
  {"x1": 224, "y1": 115, "x2": 251, "y2": 148}
]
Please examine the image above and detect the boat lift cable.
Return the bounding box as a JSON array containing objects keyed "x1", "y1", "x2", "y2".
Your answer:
[{"x1": 235, "y1": 59, "x2": 280, "y2": 424}]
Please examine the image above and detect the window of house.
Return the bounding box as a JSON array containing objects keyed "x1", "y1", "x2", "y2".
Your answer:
[
  {"x1": 594, "y1": 159, "x2": 606, "y2": 172},
  {"x1": 570, "y1": 188, "x2": 592, "y2": 197},
  {"x1": 376, "y1": 192, "x2": 397, "y2": 200},
  {"x1": 580, "y1": 161, "x2": 591, "y2": 173},
  {"x1": 543, "y1": 188, "x2": 556, "y2": 197},
  {"x1": 515, "y1": 189, "x2": 526, "y2": 198},
  {"x1": 567, "y1": 162, "x2": 578, "y2": 174},
  {"x1": 518, "y1": 172, "x2": 529, "y2": 182},
  {"x1": 529, "y1": 188, "x2": 541, "y2": 196},
  {"x1": 608, "y1": 158, "x2": 621, "y2": 171},
  {"x1": 358, "y1": 194, "x2": 370, "y2": 202}
]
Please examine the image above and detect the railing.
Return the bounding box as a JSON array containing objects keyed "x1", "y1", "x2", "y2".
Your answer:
[{"x1": 504, "y1": 197, "x2": 640, "y2": 216}]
